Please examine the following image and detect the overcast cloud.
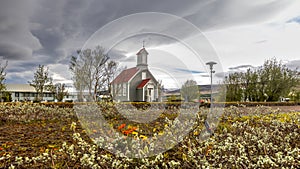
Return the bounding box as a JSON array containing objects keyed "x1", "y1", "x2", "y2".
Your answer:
[{"x1": 0, "y1": 0, "x2": 300, "y2": 87}]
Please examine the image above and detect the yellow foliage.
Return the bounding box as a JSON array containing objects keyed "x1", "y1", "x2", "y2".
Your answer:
[
  {"x1": 140, "y1": 135, "x2": 148, "y2": 140},
  {"x1": 131, "y1": 131, "x2": 138, "y2": 136}
]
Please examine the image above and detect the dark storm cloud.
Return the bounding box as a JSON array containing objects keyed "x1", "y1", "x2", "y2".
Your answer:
[
  {"x1": 4, "y1": 0, "x2": 292, "y2": 61},
  {"x1": 0, "y1": 42, "x2": 33, "y2": 60},
  {"x1": 215, "y1": 72, "x2": 227, "y2": 78},
  {"x1": 5, "y1": 74, "x2": 30, "y2": 84},
  {"x1": 216, "y1": 64, "x2": 255, "y2": 78},
  {"x1": 30, "y1": 0, "x2": 88, "y2": 63},
  {"x1": 0, "y1": 0, "x2": 41, "y2": 60},
  {"x1": 285, "y1": 60, "x2": 300, "y2": 70},
  {"x1": 228, "y1": 65, "x2": 254, "y2": 70},
  {"x1": 107, "y1": 49, "x2": 127, "y2": 61},
  {"x1": 7, "y1": 61, "x2": 39, "y2": 73},
  {"x1": 0, "y1": 0, "x2": 298, "y2": 83},
  {"x1": 183, "y1": 0, "x2": 291, "y2": 30}
]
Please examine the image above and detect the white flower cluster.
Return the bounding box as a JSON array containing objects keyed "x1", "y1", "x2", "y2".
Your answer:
[
  {"x1": 5, "y1": 151, "x2": 54, "y2": 168},
  {"x1": 1, "y1": 104, "x2": 299, "y2": 168},
  {"x1": 0, "y1": 103, "x2": 74, "y2": 123}
]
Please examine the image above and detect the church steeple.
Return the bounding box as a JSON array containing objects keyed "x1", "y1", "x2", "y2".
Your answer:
[{"x1": 136, "y1": 45, "x2": 148, "y2": 70}]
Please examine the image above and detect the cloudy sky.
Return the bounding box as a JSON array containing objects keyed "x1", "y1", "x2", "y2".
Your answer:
[{"x1": 1, "y1": 0, "x2": 300, "y2": 88}]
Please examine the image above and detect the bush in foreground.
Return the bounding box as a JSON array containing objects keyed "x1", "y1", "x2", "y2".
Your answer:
[{"x1": 0, "y1": 104, "x2": 299, "y2": 168}]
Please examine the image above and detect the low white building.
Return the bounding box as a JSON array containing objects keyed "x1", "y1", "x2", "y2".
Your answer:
[
  {"x1": 6, "y1": 84, "x2": 55, "y2": 102},
  {"x1": 5, "y1": 84, "x2": 108, "y2": 102}
]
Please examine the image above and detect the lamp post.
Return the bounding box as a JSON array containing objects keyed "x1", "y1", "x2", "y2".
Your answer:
[
  {"x1": 206, "y1": 61, "x2": 217, "y2": 106},
  {"x1": 205, "y1": 61, "x2": 217, "y2": 135}
]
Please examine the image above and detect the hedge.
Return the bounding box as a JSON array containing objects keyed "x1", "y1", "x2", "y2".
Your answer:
[
  {"x1": 220, "y1": 101, "x2": 299, "y2": 107},
  {"x1": 1, "y1": 101, "x2": 299, "y2": 109}
]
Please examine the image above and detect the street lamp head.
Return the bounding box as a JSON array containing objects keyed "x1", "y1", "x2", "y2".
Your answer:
[
  {"x1": 206, "y1": 61, "x2": 217, "y2": 66},
  {"x1": 206, "y1": 61, "x2": 217, "y2": 70}
]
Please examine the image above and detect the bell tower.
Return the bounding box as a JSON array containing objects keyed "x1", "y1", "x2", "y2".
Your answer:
[{"x1": 136, "y1": 41, "x2": 148, "y2": 70}]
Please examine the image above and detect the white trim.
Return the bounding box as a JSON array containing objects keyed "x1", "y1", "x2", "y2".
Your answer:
[
  {"x1": 122, "y1": 83, "x2": 126, "y2": 96},
  {"x1": 155, "y1": 87, "x2": 158, "y2": 101},
  {"x1": 127, "y1": 83, "x2": 130, "y2": 101},
  {"x1": 142, "y1": 87, "x2": 144, "y2": 101}
]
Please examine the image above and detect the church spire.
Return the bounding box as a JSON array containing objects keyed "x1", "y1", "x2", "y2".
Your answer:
[{"x1": 136, "y1": 44, "x2": 148, "y2": 70}]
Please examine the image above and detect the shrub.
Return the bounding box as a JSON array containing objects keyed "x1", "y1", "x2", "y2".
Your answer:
[
  {"x1": 214, "y1": 102, "x2": 298, "y2": 107},
  {"x1": 131, "y1": 101, "x2": 151, "y2": 110}
]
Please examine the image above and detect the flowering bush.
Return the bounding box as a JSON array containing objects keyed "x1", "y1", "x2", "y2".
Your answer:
[
  {"x1": 0, "y1": 103, "x2": 299, "y2": 168},
  {"x1": 220, "y1": 101, "x2": 299, "y2": 107},
  {"x1": 0, "y1": 103, "x2": 75, "y2": 124}
]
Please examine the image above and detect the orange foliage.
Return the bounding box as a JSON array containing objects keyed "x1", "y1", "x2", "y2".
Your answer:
[{"x1": 118, "y1": 124, "x2": 126, "y2": 130}]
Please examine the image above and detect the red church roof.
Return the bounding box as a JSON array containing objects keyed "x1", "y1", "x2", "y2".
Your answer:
[
  {"x1": 136, "y1": 78, "x2": 151, "y2": 89},
  {"x1": 111, "y1": 67, "x2": 139, "y2": 84}
]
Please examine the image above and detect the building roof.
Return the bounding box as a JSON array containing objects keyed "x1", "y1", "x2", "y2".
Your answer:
[
  {"x1": 111, "y1": 67, "x2": 139, "y2": 84},
  {"x1": 136, "y1": 78, "x2": 151, "y2": 89},
  {"x1": 6, "y1": 84, "x2": 36, "y2": 92},
  {"x1": 5, "y1": 84, "x2": 53, "y2": 93},
  {"x1": 136, "y1": 48, "x2": 148, "y2": 55}
]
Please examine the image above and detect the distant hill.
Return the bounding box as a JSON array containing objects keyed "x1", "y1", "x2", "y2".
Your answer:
[{"x1": 164, "y1": 84, "x2": 221, "y2": 95}]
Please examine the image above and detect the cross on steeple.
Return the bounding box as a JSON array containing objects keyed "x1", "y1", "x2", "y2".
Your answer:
[{"x1": 142, "y1": 40, "x2": 145, "y2": 48}]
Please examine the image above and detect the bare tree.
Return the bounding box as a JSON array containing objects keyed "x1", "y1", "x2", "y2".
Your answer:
[
  {"x1": 0, "y1": 60, "x2": 7, "y2": 92},
  {"x1": 53, "y1": 83, "x2": 68, "y2": 102},
  {"x1": 0, "y1": 60, "x2": 8, "y2": 101},
  {"x1": 69, "y1": 46, "x2": 118, "y2": 101},
  {"x1": 70, "y1": 53, "x2": 86, "y2": 102},
  {"x1": 28, "y1": 65, "x2": 53, "y2": 101}
]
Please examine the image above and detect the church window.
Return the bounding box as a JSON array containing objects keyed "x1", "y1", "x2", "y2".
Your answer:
[
  {"x1": 118, "y1": 84, "x2": 122, "y2": 96},
  {"x1": 123, "y1": 83, "x2": 126, "y2": 96},
  {"x1": 142, "y1": 72, "x2": 146, "y2": 80}
]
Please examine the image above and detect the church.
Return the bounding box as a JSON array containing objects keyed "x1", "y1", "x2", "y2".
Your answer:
[{"x1": 111, "y1": 47, "x2": 161, "y2": 102}]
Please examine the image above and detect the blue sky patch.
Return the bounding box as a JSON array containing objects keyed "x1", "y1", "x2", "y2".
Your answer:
[
  {"x1": 175, "y1": 68, "x2": 205, "y2": 74},
  {"x1": 287, "y1": 16, "x2": 300, "y2": 24}
]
